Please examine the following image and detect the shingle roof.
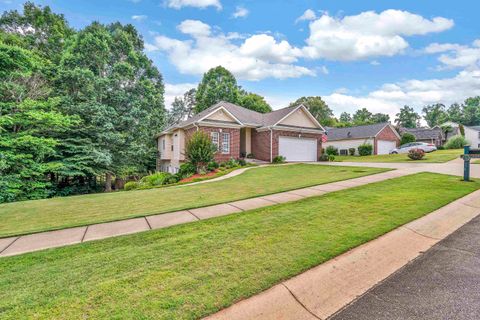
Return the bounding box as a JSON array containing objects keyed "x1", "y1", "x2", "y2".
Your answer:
[
  {"x1": 162, "y1": 101, "x2": 314, "y2": 133},
  {"x1": 400, "y1": 127, "x2": 444, "y2": 140},
  {"x1": 326, "y1": 123, "x2": 390, "y2": 141},
  {"x1": 468, "y1": 126, "x2": 480, "y2": 131}
]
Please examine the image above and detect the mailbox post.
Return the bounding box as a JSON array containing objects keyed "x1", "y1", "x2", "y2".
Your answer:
[{"x1": 464, "y1": 146, "x2": 471, "y2": 181}]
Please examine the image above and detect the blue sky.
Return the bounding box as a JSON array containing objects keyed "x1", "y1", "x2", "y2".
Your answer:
[{"x1": 1, "y1": 0, "x2": 479, "y2": 119}]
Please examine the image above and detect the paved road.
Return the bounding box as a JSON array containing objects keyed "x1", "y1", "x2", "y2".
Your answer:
[{"x1": 332, "y1": 215, "x2": 480, "y2": 320}]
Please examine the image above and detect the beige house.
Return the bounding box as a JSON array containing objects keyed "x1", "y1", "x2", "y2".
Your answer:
[{"x1": 156, "y1": 101, "x2": 325, "y2": 173}]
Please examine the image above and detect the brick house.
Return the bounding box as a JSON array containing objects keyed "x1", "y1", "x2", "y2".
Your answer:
[
  {"x1": 156, "y1": 101, "x2": 325, "y2": 173},
  {"x1": 323, "y1": 123, "x2": 401, "y2": 155}
]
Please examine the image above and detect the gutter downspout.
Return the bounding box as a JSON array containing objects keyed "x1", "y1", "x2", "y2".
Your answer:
[{"x1": 270, "y1": 127, "x2": 273, "y2": 163}]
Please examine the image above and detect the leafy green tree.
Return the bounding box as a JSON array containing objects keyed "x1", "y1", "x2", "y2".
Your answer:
[
  {"x1": 238, "y1": 92, "x2": 272, "y2": 113},
  {"x1": 289, "y1": 96, "x2": 334, "y2": 126},
  {"x1": 339, "y1": 112, "x2": 352, "y2": 124},
  {"x1": 167, "y1": 88, "x2": 196, "y2": 125},
  {"x1": 395, "y1": 106, "x2": 420, "y2": 128},
  {"x1": 400, "y1": 132, "x2": 416, "y2": 145},
  {"x1": 462, "y1": 97, "x2": 480, "y2": 126},
  {"x1": 371, "y1": 113, "x2": 390, "y2": 123},
  {"x1": 185, "y1": 131, "x2": 216, "y2": 173},
  {"x1": 195, "y1": 66, "x2": 239, "y2": 113},
  {"x1": 352, "y1": 108, "x2": 373, "y2": 125},
  {"x1": 446, "y1": 103, "x2": 463, "y2": 123},
  {"x1": 422, "y1": 103, "x2": 447, "y2": 127}
]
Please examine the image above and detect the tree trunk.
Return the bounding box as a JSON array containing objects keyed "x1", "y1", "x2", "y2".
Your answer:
[{"x1": 105, "y1": 172, "x2": 113, "y2": 192}]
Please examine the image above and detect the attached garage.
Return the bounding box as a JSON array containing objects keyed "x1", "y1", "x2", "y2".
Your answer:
[
  {"x1": 279, "y1": 136, "x2": 317, "y2": 162},
  {"x1": 377, "y1": 140, "x2": 397, "y2": 155}
]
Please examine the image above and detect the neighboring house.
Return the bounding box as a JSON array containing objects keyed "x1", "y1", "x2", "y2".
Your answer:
[
  {"x1": 156, "y1": 101, "x2": 325, "y2": 172},
  {"x1": 441, "y1": 121, "x2": 480, "y2": 148},
  {"x1": 399, "y1": 127, "x2": 444, "y2": 146},
  {"x1": 323, "y1": 123, "x2": 400, "y2": 155}
]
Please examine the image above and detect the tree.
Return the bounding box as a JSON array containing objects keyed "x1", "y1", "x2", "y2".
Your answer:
[
  {"x1": 238, "y1": 93, "x2": 272, "y2": 113},
  {"x1": 195, "y1": 66, "x2": 239, "y2": 113},
  {"x1": 184, "y1": 131, "x2": 216, "y2": 173},
  {"x1": 289, "y1": 96, "x2": 334, "y2": 126},
  {"x1": 395, "y1": 106, "x2": 420, "y2": 128},
  {"x1": 339, "y1": 112, "x2": 352, "y2": 124},
  {"x1": 352, "y1": 108, "x2": 372, "y2": 125},
  {"x1": 371, "y1": 113, "x2": 390, "y2": 123},
  {"x1": 400, "y1": 132, "x2": 416, "y2": 145},
  {"x1": 462, "y1": 96, "x2": 480, "y2": 126},
  {"x1": 167, "y1": 88, "x2": 196, "y2": 125},
  {"x1": 446, "y1": 103, "x2": 463, "y2": 123},
  {"x1": 422, "y1": 103, "x2": 447, "y2": 127}
]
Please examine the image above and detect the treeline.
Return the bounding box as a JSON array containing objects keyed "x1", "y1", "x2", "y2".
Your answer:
[{"x1": 0, "y1": 3, "x2": 165, "y2": 202}]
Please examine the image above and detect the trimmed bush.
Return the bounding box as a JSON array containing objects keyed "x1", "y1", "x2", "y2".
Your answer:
[
  {"x1": 400, "y1": 132, "x2": 416, "y2": 145},
  {"x1": 408, "y1": 148, "x2": 425, "y2": 160},
  {"x1": 325, "y1": 145, "x2": 338, "y2": 156},
  {"x1": 348, "y1": 148, "x2": 356, "y2": 156},
  {"x1": 328, "y1": 155, "x2": 335, "y2": 162},
  {"x1": 124, "y1": 181, "x2": 139, "y2": 191},
  {"x1": 319, "y1": 154, "x2": 329, "y2": 161},
  {"x1": 272, "y1": 155, "x2": 286, "y2": 164},
  {"x1": 178, "y1": 163, "x2": 196, "y2": 178},
  {"x1": 185, "y1": 131, "x2": 217, "y2": 173},
  {"x1": 444, "y1": 135, "x2": 469, "y2": 149},
  {"x1": 207, "y1": 161, "x2": 219, "y2": 171},
  {"x1": 358, "y1": 143, "x2": 373, "y2": 156},
  {"x1": 225, "y1": 158, "x2": 238, "y2": 168},
  {"x1": 140, "y1": 172, "x2": 173, "y2": 187},
  {"x1": 437, "y1": 145, "x2": 445, "y2": 150},
  {"x1": 237, "y1": 158, "x2": 247, "y2": 166}
]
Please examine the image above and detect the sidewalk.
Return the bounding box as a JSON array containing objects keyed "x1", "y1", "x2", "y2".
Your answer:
[
  {"x1": 204, "y1": 189, "x2": 480, "y2": 320},
  {"x1": 0, "y1": 169, "x2": 410, "y2": 258}
]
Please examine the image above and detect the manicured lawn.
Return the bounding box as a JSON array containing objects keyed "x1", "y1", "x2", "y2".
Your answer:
[
  {"x1": 0, "y1": 164, "x2": 387, "y2": 238},
  {"x1": 335, "y1": 149, "x2": 462, "y2": 163},
  {"x1": 0, "y1": 173, "x2": 478, "y2": 319}
]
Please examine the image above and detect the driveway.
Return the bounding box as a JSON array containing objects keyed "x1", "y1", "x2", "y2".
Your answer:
[
  {"x1": 332, "y1": 213, "x2": 480, "y2": 320},
  {"x1": 316, "y1": 158, "x2": 480, "y2": 178}
]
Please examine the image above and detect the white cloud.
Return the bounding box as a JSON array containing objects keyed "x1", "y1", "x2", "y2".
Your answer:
[
  {"x1": 370, "y1": 60, "x2": 380, "y2": 66},
  {"x1": 323, "y1": 69, "x2": 480, "y2": 120},
  {"x1": 303, "y1": 9, "x2": 454, "y2": 61},
  {"x1": 131, "y1": 15, "x2": 147, "y2": 21},
  {"x1": 232, "y1": 6, "x2": 249, "y2": 19},
  {"x1": 149, "y1": 20, "x2": 315, "y2": 80},
  {"x1": 295, "y1": 9, "x2": 317, "y2": 23},
  {"x1": 166, "y1": 0, "x2": 221, "y2": 10},
  {"x1": 425, "y1": 39, "x2": 480, "y2": 70},
  {"x1": 164, "y1": 83, "x2": 197, "y2": 108}
]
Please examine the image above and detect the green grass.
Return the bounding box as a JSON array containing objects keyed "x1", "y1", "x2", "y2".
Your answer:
[
  {"x1": 335, "y1": 149, "x2": 462, "y2": 163},
  {"x1": 0, "y1": 164, "x2": 387, "y2": 238},
  {"x1": 0, "y1": 173, "x2": 477, "y2": 319}
]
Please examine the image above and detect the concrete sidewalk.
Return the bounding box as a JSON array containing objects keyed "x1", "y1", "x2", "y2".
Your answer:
[
  {"x1": 0, "y1": 169, "x2": 410, "y2": 258},
  {"x1": 204, "y1": 189, "x2": 480, "y2": 320}
]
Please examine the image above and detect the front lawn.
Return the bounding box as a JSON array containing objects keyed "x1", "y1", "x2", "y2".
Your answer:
[
  {"x1": 0, "y1": 173, "x2": 477, "y2": 319},
  {"x1": 0, "y1": 164, "x2": 387, "y2": 238},
  {"x1": 334, "y1": 149, "x2": 462, "y2": 163}
]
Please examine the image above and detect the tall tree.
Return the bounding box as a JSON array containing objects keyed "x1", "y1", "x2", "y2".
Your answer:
[
  {"x1": 371, "y1": 113, "x2": 390, "y2": 123},
  {"x1": 462, "y1": 96, "x2": 480, "y2": 126},
  {"x1": 289, "y1": 96, "x2": 334, "y2": 126},
  {"x1": 422, "y1": 103, "x2": 447, "y2": 127},
  {"x1": 167, "y1": 88, "x2": 196, "y2": 125},
  {"x1": 352, "y1": 108, "x2": 373, "y2": 125},
  {"x1": 395, "y1": 105, "x2": 420, "y2": 128},
  {"x1": 195, "y1": 66, "x2": 239, "y2": 113},
  {"x1": 238, "y1": 92, "x2": 272, "y2": 113},
  {"x1": 339, "y1": 112, "x2": 352, "y2": 124}
]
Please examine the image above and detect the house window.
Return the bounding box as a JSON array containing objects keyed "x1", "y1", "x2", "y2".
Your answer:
[
  {"x1": 162, "y1": 139, "x2": 165, "y2": 150},
  {"x1": 222, "y1": 132, "x2": 230, "y2": 154},
  {"x1": 339, "y1": 149, "x2": 348, "y2": 156},
  {"x1": 211, "y1": 132, "x2": 219, "y2": 151}
]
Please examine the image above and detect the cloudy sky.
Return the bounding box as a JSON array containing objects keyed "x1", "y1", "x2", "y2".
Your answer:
[{"x1": 2, "y1": 0, "x2": 479, "y2": 119}]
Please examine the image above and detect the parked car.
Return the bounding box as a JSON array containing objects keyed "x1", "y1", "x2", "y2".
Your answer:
[{"x1": 390, "y1": 142, "x2": 437, "y2": 154}]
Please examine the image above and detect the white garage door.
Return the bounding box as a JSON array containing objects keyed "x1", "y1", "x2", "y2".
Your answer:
[
  {"x1": 279, "y1": 136, "x2": 317, "y2": 162},
  {"x1": 377, "y1": 140, "x2": 397, "y2": 155}
]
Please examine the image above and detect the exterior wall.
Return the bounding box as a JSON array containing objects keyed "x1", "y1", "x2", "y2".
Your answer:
[
  {"x1": 251, "y1": 130, "x2": 271, "y2": 161},
  {"x1": 464, "y1": 127, "x2": 480, "y2": 148},
  {"x1": 374, "y1": 125, "x2": 400, "y2": 155},
  {"x1": 279, "y1": 108, "x2": 318, "y2": 128},
  {"x1": 185, "y1": 126, "x2": 241, "y2": 163},
  {"x1": 323, "y1": 138, "x2": 374, "y2": 155},
  {"x1": 158, "y1": 134, "x2": 173, "y2": 160},
  {"x1": 172, "y1": 129, "x2": 185, "y2": 162},
  {"x1": 205, "y1": 109, "x2": 236, "y2": 122},
  {"x1": 273, "y1": 130, "x2": 322, "y2": 160}
]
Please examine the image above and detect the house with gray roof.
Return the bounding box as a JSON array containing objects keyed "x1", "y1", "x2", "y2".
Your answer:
[
  {"x1": 441, "y1": 121, "x2": 480, "y2": 148},
  {"x1": 399, "y1": 127, "x2": 445, "y2": 146},
  {"x1": 156, "y1": 101, "x2": 325, "y2": 172},
  {"x1": 323, "y1": 123, "x2": 400, "y2": 155}
]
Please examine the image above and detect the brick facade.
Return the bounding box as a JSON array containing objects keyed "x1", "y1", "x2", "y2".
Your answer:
[
  {"x1": 251, "y1": 129, "x2": 323, "y2": 162},
  {"x1": 185, "y1": 126, "x2": 241, "y2": 162},
  {"x1": 374, "y1": 125, "x2": 400, "y2": 154}
]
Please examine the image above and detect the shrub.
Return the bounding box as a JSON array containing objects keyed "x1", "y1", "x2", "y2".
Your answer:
[
  {"x1": 444, "y1": 135, "x2": 469, "y2": 149},
  {"x1": 237, "y1": 158, "x2": 247, "y2": 166},
  {"x1": 400, "y1": 132, "x2": 416, "y2": 145},
  {"x1": 319, "y1": 154, "x2": 329, "y2": 161},
  {"x1": 437, "y1": 145, "x2": 445, "y2": 150},
  {"x1": 246, "y1": 153, "x2": 254, "y2": 159},
  {"x1": 140, "y1": 172, "x2": 172, "y2": 186},
  {"x1": 272, "y1": 155, "x2": 286, "y2": 164},
  {"x1": 328, "y1": 155, "x2": 335, "y2": 162},
  {"x1": 348, "y1": 148, "x2": 356, "y2": 156},
  {"x1": 178, "y1": 162, "x2": 196, "y2": 178},
  {"x1": 408, "y1": 148, "x2": 425, "y2": 160},
  {"x1": 165, "y1": 174, "x2": 180, "y2": 184},
  {"x1": 185, "y1": 131, "x2": 217, "y2": 173},
  {"x1": 225, "y1": 158, "x2": 238, "y2": 168},
  {"x1": 325, "y1": 145, "x2": 338, "y2": 156},
  {"x1": 358, "y1": 143, "x2": 373, "y2": 156},
  {"x1": 207, "y1": 161, "x2": 219, "y2": 171},
  {"x1": 124, "y1": 181, "x2": 139, "y2": 191}
]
